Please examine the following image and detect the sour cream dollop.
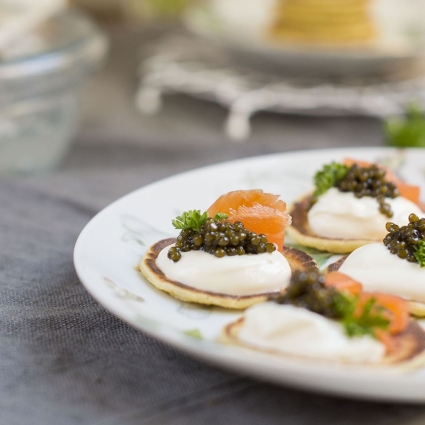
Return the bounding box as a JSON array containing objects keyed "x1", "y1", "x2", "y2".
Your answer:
[
  {"x1": 237, "y1": 303, "x2": 385, "y2": 363},
  {"x1": 339, "y1": 243, "x2": 425, "y2": 302},
  {"x1": 156, "y1": 246, "x2": 292, "y2": 296},
  {"x1": 308, "y1": 188, "x2": 423, "y2": 240}
]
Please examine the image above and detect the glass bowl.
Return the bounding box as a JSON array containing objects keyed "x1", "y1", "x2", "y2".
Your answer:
[{"x1": 0, "y1": 9, "x2": 108, "y2": 174}]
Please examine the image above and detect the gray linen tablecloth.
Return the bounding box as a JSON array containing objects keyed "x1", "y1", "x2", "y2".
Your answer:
[{"x1": 3, "y1": 27, "x2": 425, "y2": 425}]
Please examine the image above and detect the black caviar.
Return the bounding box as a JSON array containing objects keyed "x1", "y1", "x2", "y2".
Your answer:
[
  {"x1": 167, "y1": 218, "x2": 276, "y2": 262},
  {"x1": 383, "y1": 213, "x2": 425, "y2": 263},
  {"x1": 271, "y1": 269, "x2": 341, "y2": 319},
  {"x1": 270, "y1": 270, "x2": 394, "y2": 338},
  {"x1": 336, "y1": 164, "x2": 399, "y2": 218}
]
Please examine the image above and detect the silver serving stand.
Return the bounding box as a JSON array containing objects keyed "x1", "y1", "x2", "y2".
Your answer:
[{"x1": 136, "y1": 34, "x2": 425, "y2": 141}]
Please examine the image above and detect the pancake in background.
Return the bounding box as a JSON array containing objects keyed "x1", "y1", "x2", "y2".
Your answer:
[{"x1": 270, "y1": 0, "x2": 376, "y2": 46}]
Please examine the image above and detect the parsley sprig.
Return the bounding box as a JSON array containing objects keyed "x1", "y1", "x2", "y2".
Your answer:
[
  {"x1": 333, "y1": 293, "x2": 390, "y2": 338},
  {"x1": 314, "y1": 162, "x2": 349, "y2": 197},
  {"x1": 385, "y1": 103, "x2": 425, "y2": 148},
  {"x1": 414, "y1": 240, "x2": 425, "y2": 267},
  {"x1": 172, "y1": 210, "x2": 228, "y2": 232}
]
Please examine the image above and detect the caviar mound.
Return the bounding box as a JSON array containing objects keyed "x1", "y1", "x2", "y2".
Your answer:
[
  {"x1": 168, "y1": 218, "x2": 276, "y2": 262},
  {"x1": 207, "y1": 190, "x2": 291, "y2": 252},
  {"x1": 343, "y1": 158, "x2": 421, "y2": 206},
  {"x1": 139, "y1": 238, "x2": 318, "y2": 309},
  {"x1": 384, "y1": 213, "x2": 425, "y2": 264},
  {"x1": 335, "y1": 163, "x2": 399, "y2": 218}
]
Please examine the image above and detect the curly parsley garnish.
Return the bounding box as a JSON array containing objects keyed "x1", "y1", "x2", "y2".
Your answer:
[
  {"x1": 172, "y1": 210, "x2": 228, "y2": 232},
  {"x1": 414, "y1": 240, "x2": 425, "y2": 267},
  {"x1": 385, "y1": 103, "x2": 425, "y2": 148},
  {"x1": 334, "y1": 293, "x2": 390, "y2": 338},
  {"x1": 313, "y1": 162, "x2": 349, "y2": 197}
]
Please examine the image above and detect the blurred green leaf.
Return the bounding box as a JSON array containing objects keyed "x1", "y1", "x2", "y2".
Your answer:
[
  {"x1": 384, "y1": 103, "x2": 425, "y2": 148},
  {"x1": 286, "y1": 243, "x2": 335, "y2": 268},
  {"x1": 145, "y1": 0, "x2": 192, "y2": 17},
  {"x1": 414, "y1": 240, "x2": 425, "y2": 267},
  {"x1": 183, "y1": 328, "x2": 203, "y2": 339}
]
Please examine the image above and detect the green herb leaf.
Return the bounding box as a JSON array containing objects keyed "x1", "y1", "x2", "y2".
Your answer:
[
  {"x1": 146, "y1": 0, "x2": 191, "y2": 17},
  {"x1": 332, "y1": 292, "x2": 356, "y2": 319},
  {"x1": 172, "y1": 210, "x2": 228, "y2": 232},
  {"x1": 414, "y1": 240, "x2": 425, "y2": 267},
  {"x1": 213, "y1": 212, "x2": 229, "y2": 221},
  {"x1": 172, "y1": 210, "x2": 208, "y2": 232},
  {"x1": 285, "y1": 243, "x2": 334, "y2": 268},
  {"x1": 333, "y1": 293, "x2": 390, "y2": 338},
  {"x1": 314, "y1": 162, "x2": 349, "y2": 197},
  {"x1": 384, "y1": 103, "x2": 425, "y2": 148},
  {"x1": 182, "y1": 328, "x2": 203, "y2": 340}
]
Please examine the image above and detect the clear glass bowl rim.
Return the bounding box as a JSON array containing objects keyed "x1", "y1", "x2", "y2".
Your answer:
[{"x1": 0, "y1": 9, "x2": 108, "y2": 79}]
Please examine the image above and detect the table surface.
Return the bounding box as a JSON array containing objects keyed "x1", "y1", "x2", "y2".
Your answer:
[{"x1": 3, "y1": 25, "x2": 425, "y2": 425}]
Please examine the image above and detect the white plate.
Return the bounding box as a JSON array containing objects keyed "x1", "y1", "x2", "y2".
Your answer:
[
  {"x1": 184, "y1": 4, "x2": 425, "y2": 78},
  {"x1": 74, "y1": 147, "x2": 425, "y2": 403}
]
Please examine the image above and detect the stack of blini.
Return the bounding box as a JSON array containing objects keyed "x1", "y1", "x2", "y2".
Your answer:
[{"x1": 270, "y1": 0, "x2": 376, "y2": 45}]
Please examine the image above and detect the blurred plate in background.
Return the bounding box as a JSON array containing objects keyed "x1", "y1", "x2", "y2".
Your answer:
[{"x1": 184, "y1": 0, "x2": 425, "y2": 78}]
